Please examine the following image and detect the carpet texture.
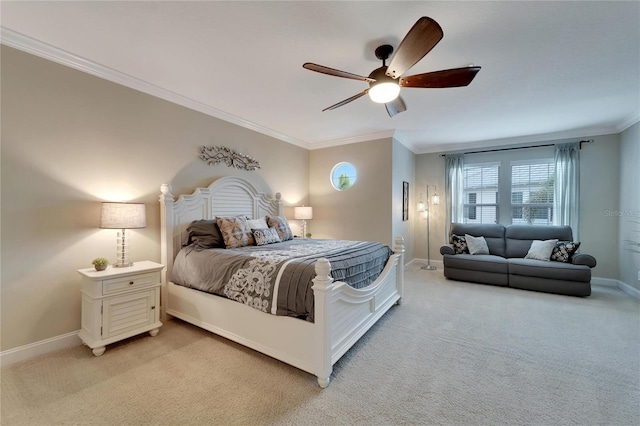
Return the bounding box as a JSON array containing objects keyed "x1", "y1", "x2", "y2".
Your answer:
[{"x1": 2, "y1": 264, "x2": 639, "y2": 425}]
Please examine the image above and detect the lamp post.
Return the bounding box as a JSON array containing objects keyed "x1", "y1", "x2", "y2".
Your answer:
[{"x1": 418, "y1": 185, "x2": 440, "y2": 271}]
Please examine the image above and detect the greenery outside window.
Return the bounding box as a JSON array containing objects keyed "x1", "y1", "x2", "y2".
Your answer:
[
  {"x1": 511, "y1": 160, "x2": 555, "y2": 225},
  {"x1": 330, "y1": 162, "x2": 357, "y2": 191}
]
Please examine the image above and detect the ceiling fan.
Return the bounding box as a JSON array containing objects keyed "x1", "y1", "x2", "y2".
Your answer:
[{"x1": 303, "y1": 17, "x2": 481, "y2": 117}]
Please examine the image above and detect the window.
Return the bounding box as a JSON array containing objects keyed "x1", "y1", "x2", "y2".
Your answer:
[
  {"x1": 463, "y1": 163, "x2": 499, "y2": 224},
  {"x1": 330, "y1": 162, "x2": 357, "y2": 191},
  {"x1": 511, "y1": 160, "x2": 555, "y2": 225}
]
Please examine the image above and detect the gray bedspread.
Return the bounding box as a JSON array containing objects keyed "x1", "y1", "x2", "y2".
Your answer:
[{"x1": 171, "y1": 239, "x2": 392, "y2": 321}]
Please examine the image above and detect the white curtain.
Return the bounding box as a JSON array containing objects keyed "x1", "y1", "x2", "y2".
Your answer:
[
  {"x1": 553, "y1": 143, "x2": 580, "y2": 239},
  {"x1": 445, "y1": 154, "x2": 465, "y2": 239}
]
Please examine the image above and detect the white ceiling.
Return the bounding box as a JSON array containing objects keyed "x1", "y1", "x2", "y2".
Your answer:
[{"x1": 2, "y1": 1, "x2": 639, "y2": 153}]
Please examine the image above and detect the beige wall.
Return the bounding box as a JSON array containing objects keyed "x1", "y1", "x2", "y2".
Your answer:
[
  {"x1": 392, "y1": 139, "x2": 416, "y2": 262},
  {"x1": 308, "y1": 138, "x2": 393, "y2": 245},
  {"x1": 1, "y1": 46, "x2": 309, "y2": 351},
  {"x1": 619, "y1": 122, "x2": 640, "y2": 290},
  {"x1": 414, "y1": 151, "x2": 446, "y2": 263},
  {"x1": 415, "y1": 134, "x2": 622, "y2": 279}
]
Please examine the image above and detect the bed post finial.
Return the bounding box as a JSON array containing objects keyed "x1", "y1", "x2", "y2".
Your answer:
[{"x1": 312, "y1": 258, "x2": 334, "y2": 388}]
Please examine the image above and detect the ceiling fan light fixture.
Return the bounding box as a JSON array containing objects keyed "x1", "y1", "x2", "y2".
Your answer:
[{"x1": 369, "y1": 82, "x2": 401, "y2": 103}]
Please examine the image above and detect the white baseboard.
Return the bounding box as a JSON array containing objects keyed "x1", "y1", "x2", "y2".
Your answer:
[
  {"x1": 592, "y1": 277, "x2": 640, "y2": 299},
  {"x1": 0, "y1": 330, "x2": 82, "y2": 368}
]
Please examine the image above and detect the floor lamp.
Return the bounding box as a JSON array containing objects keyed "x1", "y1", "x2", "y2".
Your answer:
[{"x1": 418, "y1": 185, "x2": 440, "y2": 271}]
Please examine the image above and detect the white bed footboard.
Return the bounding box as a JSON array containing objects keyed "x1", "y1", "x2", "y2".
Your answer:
[{"x1": 160, "y1": 177, "x2": 404, "y2": 387}]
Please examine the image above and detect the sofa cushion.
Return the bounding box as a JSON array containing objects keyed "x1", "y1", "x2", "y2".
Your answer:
[
  {"x1": 450, "y1": 223, "x2": 506, "y2": 257},
  {"x1": 505, "y1": 225, "x2": 573, "y2": 258},
  {"x1": 508, "y1": 258, "x2": 591, "y2": 282},
  {"x1": 444, "y1": 254, "x2": 508, "y2": 275}
]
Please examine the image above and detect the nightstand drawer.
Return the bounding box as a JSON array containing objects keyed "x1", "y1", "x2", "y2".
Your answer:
[{"x1": 103, "y1": 272, "x2": 158, "y2": 295}]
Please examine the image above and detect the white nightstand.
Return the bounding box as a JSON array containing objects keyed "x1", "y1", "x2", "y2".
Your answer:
[{"x1": 77, "y1": 261, "x2": 164, "y2": 356}]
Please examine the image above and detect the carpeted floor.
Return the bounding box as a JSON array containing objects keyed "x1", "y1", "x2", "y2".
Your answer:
[{"x1": 2, "y1": 264, "x2": 639, "y2": 425}]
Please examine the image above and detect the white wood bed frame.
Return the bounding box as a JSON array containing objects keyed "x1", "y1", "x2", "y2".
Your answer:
[{"x1": 159, "y1": 176, "x2": 404, "y2": 387}]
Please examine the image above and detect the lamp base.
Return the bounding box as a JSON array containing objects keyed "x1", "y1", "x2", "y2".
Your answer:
[
  {"x1": 113, "y1": 262, "x2": 134, "y2": 268},
  {"x1": 421, "y1": 265, "x2": 437, "y2": 271}
]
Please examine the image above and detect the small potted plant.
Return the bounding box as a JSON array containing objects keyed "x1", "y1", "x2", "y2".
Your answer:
[
  {"x1": 305, "y1": 233, "x2": 312, "y2": 239},
  {"x1": 91, "y1": 257, "x2": 109, "y2": 271}
]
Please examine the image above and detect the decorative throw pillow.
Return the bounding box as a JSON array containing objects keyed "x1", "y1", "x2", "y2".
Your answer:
[
  {"x1": 266, "y1": 215, "x2": 293, "y2": 241},
  {"x1": 550, "y1": 241, "x2": 581, "y2": 263},
  {"x1": 252, "y1": 228, "x2": 282, "y2": 246},
  {"x1": 525, "y1": 239, "x2": 559, "y2": 261},
  {"x1": 465, "y1": 234, "x2": 490, "y2": 255},
  {"x1": 451, "y1": 234, "x2": 469, "y2": 254},
  {"x1": 247, "y1": 217, "x2": 269, "y2": 230},
  {"x1": 216, "y1": 216, "x2": 256, "y2": 249},
  {"x1": 186, "y1": 219, "x2": 224, "y2": 249}
]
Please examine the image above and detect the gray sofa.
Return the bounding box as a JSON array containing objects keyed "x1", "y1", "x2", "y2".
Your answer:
[{"x1": 439, "y1": 223, "x2": 596, "y2": 297}]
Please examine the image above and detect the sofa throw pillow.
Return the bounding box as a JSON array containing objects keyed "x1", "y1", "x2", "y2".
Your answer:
[
  {"x1": 550, "y1": 241, "x2": 581, "y2": 263},
  {"x1": 186, "y1": 219, "x2": 224, "y2": 249},
  {"x1": 266, "y1": 215, "x2": 293, "y2": 241},
  {"x1": 252, "y1": 228, "x2": 282, "y2": 246},
  {"x1": 216, "y1": 216, "x2": 256, "y2": 249},
  {"x1": 451, "y1": 235, "x2": 470, "y2": 254},
  {"x1": 465, "y1": 234, "x2": 490, "y2": 255},
  {"x1": 525, "y1": 239, "x2": 559, "y2": 261}
]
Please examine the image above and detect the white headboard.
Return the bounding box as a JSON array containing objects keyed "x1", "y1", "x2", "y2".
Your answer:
[{"x1": 159, "y1": 176, "x2": 283, "y2": 288}]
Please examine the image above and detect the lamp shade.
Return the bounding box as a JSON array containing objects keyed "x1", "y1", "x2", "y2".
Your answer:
[
  {"x1": 294, "y1": 206, "x2": 313, "y2": 220},
  {"x1": 100, "y1": 203, "x2": 146, "y2": 229}
]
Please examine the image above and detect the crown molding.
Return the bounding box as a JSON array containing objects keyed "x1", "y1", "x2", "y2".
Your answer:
[
  {"x1": 307, "y1": 129, "x2": 395, "y2": 150},
  {"x1": 616, "y1": 110, "x2": 640, "y2": 133},
  {"x1": 0, "y1": 27, "x2": 310, "y2": 150}
]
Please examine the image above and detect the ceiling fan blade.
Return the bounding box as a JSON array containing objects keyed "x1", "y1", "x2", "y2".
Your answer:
[
  {"x1": 322, "y1": 89, "x2": 369, "y2": 111},
  {"x1": 303, "y1": 63, "x2": 375, "y2": 82},
  {"x1": 385, "y1": 96, "x2": 407, "y2": 117},
  {"x1": 386, "y1": 17, "x2": 444, "y2": 79},
  {"x1": 400, "y1": 66, "x2": 481, "y2": 88}
]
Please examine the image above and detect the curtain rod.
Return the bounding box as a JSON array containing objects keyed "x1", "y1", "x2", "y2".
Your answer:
[{"x1": 439, "y1": 139, "x2": 594, "y2": 157}]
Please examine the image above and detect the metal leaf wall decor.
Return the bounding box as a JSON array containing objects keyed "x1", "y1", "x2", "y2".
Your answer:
[{"x1": 199, "y1": 146, "x2": 261, "y2": 171}]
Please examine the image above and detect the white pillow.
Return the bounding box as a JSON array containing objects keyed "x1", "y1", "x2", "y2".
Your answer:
[
  {"x1": 465, "y1": 234, "x2": 490, "y2": 255},
  {"x1": 247, "y1": 217, "x2": 268, "y2": 230},
  {"x1": 525, "y1": 239, "x2": 559, "y2": 261}
]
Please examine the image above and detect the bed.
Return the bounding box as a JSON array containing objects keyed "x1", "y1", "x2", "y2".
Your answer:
[{"x1": 159, "y1": 176, "x2": 404, "y2": 387}]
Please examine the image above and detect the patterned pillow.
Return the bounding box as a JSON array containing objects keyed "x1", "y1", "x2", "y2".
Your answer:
[
  {"x1": 266, "y1": 215, "x2": 293, "y2": 241},
  {"x1": 451, "y1": 234, "x2": 469, "y2": 254},
  {"x1": 216, "y1": 216, "x2": 256, "y2": 249},
  {"x1": 252, "y1": 228, "x2": 282, "y2": 246},
  {"x1": 551, "y1": 241, "x2": 581, "y2": 263}
]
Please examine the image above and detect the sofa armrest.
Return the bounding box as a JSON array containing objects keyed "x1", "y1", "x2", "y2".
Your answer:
[
  {"x1": 572, "y1": 254, "x2": 597, "y2": 268},
  {"x1": 440, "y1": 244, "x2": 455, "y2": 255}
]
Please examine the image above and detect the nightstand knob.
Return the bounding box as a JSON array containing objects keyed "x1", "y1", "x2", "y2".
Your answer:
[
  {"x1": 129, "y1": 281, "x2": 134, "y2": 285},
  {"x1": 151, "y1": 306, "x2": 156, "y2": 310}
]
